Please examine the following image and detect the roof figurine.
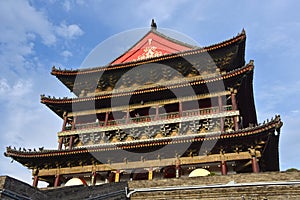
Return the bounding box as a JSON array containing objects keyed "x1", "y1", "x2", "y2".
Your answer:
[{"x1": 151, "y1": 19, "x2": 157, "y2": 30}]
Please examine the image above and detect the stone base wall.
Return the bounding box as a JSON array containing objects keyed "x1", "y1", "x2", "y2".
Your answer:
[
  {"x1": 1, "y1": 172, "x2": 300, "y2": 200},
  {"x1": 128, "y1": 172, "x2": 300, "y2": 200}
]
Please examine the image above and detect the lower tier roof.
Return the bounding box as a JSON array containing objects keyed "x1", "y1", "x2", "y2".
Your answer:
[{"x1": 5, "y1": 116, "x2": 282, "y2": 170}]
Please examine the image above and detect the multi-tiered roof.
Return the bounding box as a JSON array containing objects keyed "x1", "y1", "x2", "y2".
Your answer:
[{"x1": 5, "y1": 21, "x2": 282, "y2": 187}]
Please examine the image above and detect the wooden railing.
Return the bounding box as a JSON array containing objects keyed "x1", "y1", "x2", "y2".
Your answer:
[{"x1": 72, "y1": 105, "x2": 233, "y2": 131}]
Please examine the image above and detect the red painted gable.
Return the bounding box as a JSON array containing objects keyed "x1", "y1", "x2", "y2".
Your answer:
[{"x1": 111, "y1": 31, "x2": 194, "y2": 65}]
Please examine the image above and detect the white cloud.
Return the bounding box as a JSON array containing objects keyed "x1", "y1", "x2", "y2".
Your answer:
[
  {"x1": 0, "y1": 78, "x2": 33, "y2": 100},
  {"x1": 56, "y1": 23, "x2": 84, "y2": 40},
  {"x1": 63, "y1": 0, "x2": 71, "y2": 12},
  {"x1": 61, "y1": 50, "x2": 73, "y2": 59},
  {"x1": 0, "y1": 1, "x2": 56, "y2": 45}
]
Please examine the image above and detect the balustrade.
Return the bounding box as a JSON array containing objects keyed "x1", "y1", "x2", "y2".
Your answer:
[{"x1": 72, "y1": 105, "x2": 233, "y2": 131}]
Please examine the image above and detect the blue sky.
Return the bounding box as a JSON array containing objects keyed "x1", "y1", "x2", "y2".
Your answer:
[{"x1": 1, "y1": 0, "x2": 300, "y2": 186}]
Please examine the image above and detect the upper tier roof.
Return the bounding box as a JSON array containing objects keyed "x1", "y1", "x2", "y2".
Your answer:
[
  {"x1": 42, "y1": 62, "x2": 254, "y2": 119},
  {"x1": 51, "y1": 30, "x2": 246, "y2": 94}
]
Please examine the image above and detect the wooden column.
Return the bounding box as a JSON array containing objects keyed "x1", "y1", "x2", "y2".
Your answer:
[
  {"x1": 178, "y1": 101, "x2": 183, "y2": 117},
  {"x1": 69, "y1": 136, "x2": 74, "y2": 150},
  {"x1": 104, "y1": 112, "x2": 109, "y2": 126},
  {"x1": 58, "y1": 137, "x2": 63, "y2": 150},
  {"x1": 155, "y1": 105, "x2": 159, "y2": 120},
  {"x1": 175, "y1": 159, "x2": 181, "y2": 178},
  {"x1": 218, "y1": 96, "x2": 224, "y2": 133},
  {"x1": 221, "y1": 160, "x2": 228, "y2": 175},
  {"x1": 54, "y1": 174, "x2": 60, "y2": 187},
  {"x1": 126, "y1": 109, "x2": 130, "y2": 124},
  {"x1": 91, "y1": 171, "x2": 97, "y2": 186},
  {"x1": 32, "y1": 176, "x2": 39, "y2": 187},
  {"x1": 148, "y1": 167, "x2": 153, "y2": 180},
  {"x1": 250, "y1": 148, "x2": 260, "y2": 173},
  {"x1": 71, "y1": 116, "x2": 77, "y2": 130},
  {"x1": 115, "y1": 170, "x2": 120, "y2": 182},
  {"x1": 231, "y1": 92, "x2": 239, "y2": 131},
  {"x1": 69, "y1": 116, "x2": 77, "y2": 150},
  {"x1": 61, "y1": 116, "x2": 68, "y2": 131},
  {"x1": 251, "y1": 157, "x2": 260, "y2": 173}
]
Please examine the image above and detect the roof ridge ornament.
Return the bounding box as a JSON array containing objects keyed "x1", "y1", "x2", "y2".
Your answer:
[{"x1": 151, "y1": 19, "x2": 157, "y2": 30}]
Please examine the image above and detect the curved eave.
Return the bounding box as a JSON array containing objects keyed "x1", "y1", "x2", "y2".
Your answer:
[
  {"x1": 51, "y1": 31, "x2": 246, "y2": 76},
  {"x1": 43, "y1": 63, "x2": 253, "y2": 105},
  {"x1": 4, "y1": 116, "x2": 282, "y2": 168}
]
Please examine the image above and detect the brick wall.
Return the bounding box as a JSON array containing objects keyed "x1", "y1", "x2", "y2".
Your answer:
[
  {"x1": 1, "y1": 172, "x2": 300, "y2": 199},
  {"x1": 128, "y1": 172, "x2": 300, "y2": 200}
]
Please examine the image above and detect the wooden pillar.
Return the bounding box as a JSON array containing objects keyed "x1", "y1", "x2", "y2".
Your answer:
[
  {"x1": 32, "y1": 176, "x2": 39, "y2": 187},
  {"x1": 231, "y1": 92, "x2": 239, "y2": 131},
  {"x1": 251, "y1": 157, "x2": 260, "y2": 173},
  {"x1": 68, "y1": 116, "x2": 77, "y2": 150},
  {"x1": 115, "y1": 170, "x2": 120, "y2": 182},
  {"x1": 58, "y1": 137, "x2": 63, "y2": 150},
  {"x1": 61, "y1": 116, "x2": 67, "y2": 131},
  {"x1": 250, "y1": 148, "x2": 260, "y2": 173},
  {"x1": 148, "y1": 167, "x2": 153, "y2": 180},
  {"x1": 69, "y1": 136, "x2": 74, "y2": 149},
  {"x1": 104, "y1": 112, "x2": 109, "y2": 126},
  {"x1": 175, "y1": 159, "x2": 181, "y2": 178},
  {"x1": 218, "y1": 96, "x2": 224, "y2": 133},
  {"x1": 231, "y1": 92, "x2": 237, "y2": 110},
  {"x1": 155, "y1": 105, "x2": 159, "y2": 120},
  {"x1": 91, "y1": 171, "x2": 97, "y2": 186},
  {"x1": 126, "y1": 109, "x2": 130, "y2": 124},
  {"x1": 54, "y1": 174, "x2": 60, "y2": 187},
  {"x1": 221, "y1": 160, "x2": 228, "y2": 175},
  {"x1": 178, "y1": 101, "x2": 182, "y2": 117},
  {"x1": 71, "y1": 116, "x2": 77, "y2": 130}
]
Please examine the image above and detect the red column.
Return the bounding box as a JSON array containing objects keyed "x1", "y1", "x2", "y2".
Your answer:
[
  {"x1": 221, "y1": 160, "x2": 228, "y2": 175},
  {"x1": 54, "y1": 174, "x2": 60, "y2": 187},
  {"x1": 69, "y1": 136, "x2": 74, "y2": 149},
  {"x1": 32, "y1": 176, "x2": 39, "y2": 187},
  {"x1": 218, "y1": 96, "x2": 224, "y2": 133},
  {"x1": 155, "y1": 105, "x2": 159, "y2": 120},
  {"x1": 58, "y1": 137, "x2": 63, "y2": 150},
  {"x1": 231, "y1": 92, "x2": 237, "y2": 110},
  {"x1": 251, "y1": 156, "x2": 260, "y2": 173},
  {"x1": 104, "y1": 112, "x2": 109, "y2": 126},
  {"x1": 179, "y1": 101, "x2": 182, "y2": 117},
  {"x1": 61, "y1": 116, "x2": 67, "y2": 131},
  {"x1": 69, "y1": 116, "x2": 77, "y2": 150},
  {"x1": 91, "y1": 172, "x2": 97, "y2": 186},
  {"x1": 175, "y1": 159, "x2": 181, "y2": 178},
  {"x1": 231, "y1": 92, "x2": 239, "y2": 131}
]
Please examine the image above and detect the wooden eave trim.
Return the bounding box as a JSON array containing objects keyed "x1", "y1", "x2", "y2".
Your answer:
[{"x1": 42, "y1": 64, "x2": 254, "y2": 105}]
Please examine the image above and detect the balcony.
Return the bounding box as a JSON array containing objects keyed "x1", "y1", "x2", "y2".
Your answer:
[{"x1": 59, "y1": 105, "x2": 238, "y2": 136}]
